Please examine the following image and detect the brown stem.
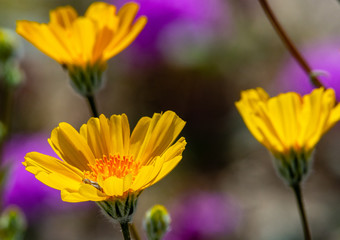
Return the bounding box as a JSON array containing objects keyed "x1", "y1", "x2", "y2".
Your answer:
[
  {"x1": 129, "y1": 223, "x2": 141, "y2": 240},
  {"x1": 258, "y1": 0, "x2": 323, "y2": 88}
]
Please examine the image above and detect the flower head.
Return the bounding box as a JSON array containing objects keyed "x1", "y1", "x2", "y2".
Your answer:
[
  {"x1": 23, "y1": 111, "x2": 186, "y2": 204},
  {"x1": 16, "y1": 2, "x2": 147, "y2": 95},
  {"x1": 235, "y1": 87, "x2": 340, "y2": 184}
]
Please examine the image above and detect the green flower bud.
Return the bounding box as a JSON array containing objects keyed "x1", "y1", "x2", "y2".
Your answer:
[
  {"x1": 1, "y1": 62, "x2": 24, "y2": 87},
  {"x1": 0, "y1": 28, "x2": 19, "y2": 63},
  {"x1": 0, "y1": 206, "x2": 27, "y2": 240},
  {"x1": 143, "y1": 205, "x2": 171, "y2": 240}
]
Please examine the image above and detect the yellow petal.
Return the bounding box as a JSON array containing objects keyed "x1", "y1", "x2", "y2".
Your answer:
[
  {"x1": 48, "y1": 122, "x2": 95, "y2": 170},
  {"x1": 49, "y1": 5, "x2": 78, "y2": 29},
  {"x1": 85, "y1": 117, "x2": 104, "y2": 158},
  {"x1": 69, "y1": 17, "x2": 96, "y2": 65},
  {"x1": 78, "y1": 183, "x2": 108, "y2": 201},
  {"x1": 61, "y1": 189, "x2": 89, "y2": 202},
  {"x1": 104, "y1": 16, "x2": 147, "y2": 61},
  {"x1": 123, "y1": 174, "x2": 133, "y2": 192},
  {"x1": 131, "y1": 162, "x2": 162, "y2": 191},
  {"x1": 24, "y1": 152, "x2": 83, "y2": 191},
  {"x1": 103, "y1": 2, "x2": 147, "y2": 60},
  {"x1": 85, "y1": 2, "x2": 118, "y2": 30},
  {"x1": 129, "y1": 116, "x2": 152, "y2": 158},
  {"x1": 109, "y1": 114, "x2": 130, "y2": 155},
  {"x1": 101, "y1": 176, "x2": 124, "y2": 196},
  {"x1": 132, "y1": 111, "x2": 186, "y2": 165},
  {"x1": 147, "y1": 138, "x2": 186, "y2": 186},
  {"x1": 16, "y1": 21, "x2": 71, "y2": 63}
]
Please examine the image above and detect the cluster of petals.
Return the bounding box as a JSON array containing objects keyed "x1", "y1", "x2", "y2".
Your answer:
[
  {"x1": 16, "y1": 2, "x2": 147, "y2": 68},
  {"x1": 23, "y1": 111, "x2": 186, "y2": 202},
  {"x1": 235, "y1": 87, "x2": 340, "y2": 156}
]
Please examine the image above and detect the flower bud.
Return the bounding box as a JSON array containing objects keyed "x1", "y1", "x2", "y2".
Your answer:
[
  {"x1": 143, "y1": 205, "x2": 171, "y2": 240},
  {"x1": 0, "y1": 206, "x2": 27, "y2": 240},
  {"x1": 0, "y1": 28, "x2": 19, "y2": 63}
]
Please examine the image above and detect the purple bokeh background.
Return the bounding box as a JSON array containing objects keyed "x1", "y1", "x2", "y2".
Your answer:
[
  {"x1": 2, "y1": 134, "x2": 72, "y2": 220},
  {"x1": 164, "y1": 192, "x2": 240, "y2": 240},
  {"x1": 115, "y1": 0, "x2": 231, "y2": 63},
  {"x1": 275, "y1": 38, "x2": 340, "y2": 100}
]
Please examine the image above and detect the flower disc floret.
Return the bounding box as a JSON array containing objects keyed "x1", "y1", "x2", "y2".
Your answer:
[{"x1": 84, "y1": 154, "x2": 140, "y2": 183}]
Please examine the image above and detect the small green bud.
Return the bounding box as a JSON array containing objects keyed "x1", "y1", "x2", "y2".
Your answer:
[
  {"x1": 1, "y1": 62, "x2": 24, "y2": 87},
  {"x1": 143, "y1": 205, "x2": 171, "y2": 240},
  {"x1": 0, "y1": 206, "x2": 27, "y2": 240},
  {"x1": 0, "y1": 28, "x2": 19, "y2": 63}
]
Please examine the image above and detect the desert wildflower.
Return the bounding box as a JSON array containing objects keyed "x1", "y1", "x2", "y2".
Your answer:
[
  {"x1": 23, "y1": 111, "x2": 185, "y2": 225},
  {"x1": 16, "y1": 2, "x2": 147, "y2": 96},
  {"x1": 235, "y1": 87, "x2": 340, "y2": 185}
]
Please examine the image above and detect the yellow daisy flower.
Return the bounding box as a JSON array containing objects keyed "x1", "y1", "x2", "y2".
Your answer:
[
  {"x1": 23, "y1": 111, "x2": 186, "y2": 221},
  {"x1": 235, "y1": 87, "x2": 340, "y2": 185},
  {"x1": 16, "y1": 2, "x2": 147, "y2": 95}
]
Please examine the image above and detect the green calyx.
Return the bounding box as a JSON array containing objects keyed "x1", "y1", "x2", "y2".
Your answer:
[
  {"x1": 96, "y1": 192, "x2": 140, "y2": 224},
  {"x1": 272, "y1": 149, "x2": 313, "y2": 186},
  {"x1": 67, "y1": 63, "x2": 106, "y2": 97}
]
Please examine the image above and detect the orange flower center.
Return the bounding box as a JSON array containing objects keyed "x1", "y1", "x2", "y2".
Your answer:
[{"x1": 84, "y1": 154, "x2": 140, "y2": 182}]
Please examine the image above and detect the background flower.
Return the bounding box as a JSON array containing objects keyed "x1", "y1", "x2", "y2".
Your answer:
[
  {"x1": 275, "y1": 38, "x2": 340, "y2": 100},
  {"x1": 115, "y1": 0, "x2": 231, "y2": 65},
  {"x1": 164, "y1": 192, "x2": 240, "y2": 240},
  {"x1": 3, "y1": 134, "x2": 71, "y2": 220}
]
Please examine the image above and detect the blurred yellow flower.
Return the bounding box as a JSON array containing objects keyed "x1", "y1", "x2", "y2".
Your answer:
[
  {"x1": 23, "y1": 111, "x2": 186, "y2": 203},
  {"x1": 16, "y1": 2, "x2": 147, "y2": 69},
  {"x1": 235, "y1": 87, "x2": 340, "y2": 184},
  {"x1": 16, "y1": 2, "x2": 147, "y2": 95}
]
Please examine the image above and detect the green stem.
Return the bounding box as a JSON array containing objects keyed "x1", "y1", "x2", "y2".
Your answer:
[
  {"x1": 86, "y1": 94, "x2": 99, "y2": 118},
  {"x1": 129, "y1": 223, "x2": 141, "y2": 240},
  {"x1": 258, "y1": 0, "x2": 323, "y2": 88},
  {"x1": 291, "y1": 184, "x2": 312, "y2": 240},
  {"x1": 120, "y1": 221, "x2": 131, "y2": 240}
]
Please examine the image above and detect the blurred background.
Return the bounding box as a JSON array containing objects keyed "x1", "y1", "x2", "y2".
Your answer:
[{"x1": 1, "y1": 0, "x2": 340, "y2": 239}]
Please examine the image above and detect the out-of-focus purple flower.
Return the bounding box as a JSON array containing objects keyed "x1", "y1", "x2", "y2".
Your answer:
[
  {"x1": 2, "y1": 134, "x2": 70, "y2": 220},
  {"x1": 275, "y1": 38, "x2": 340, "y2": 100},
  {"x1": 115, "y1": 0, "x2": 231, "y2": 63},
  {"x1": 164, "y1": 192, "x2": 240, "y2": 240}
]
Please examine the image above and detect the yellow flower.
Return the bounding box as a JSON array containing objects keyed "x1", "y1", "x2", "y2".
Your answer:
[
  {"x1": 23, "y1": 111, "x2": 186, "y2": 204},
  {"x1": 16, "y1": 2, "x2": 147, "y2": 95},
  {"x1": 17, "y1": 2, "x2": 146, "y2": 69},
  {"x1": 235, "y1": 87, "x2": 340, "y2": 184}
]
